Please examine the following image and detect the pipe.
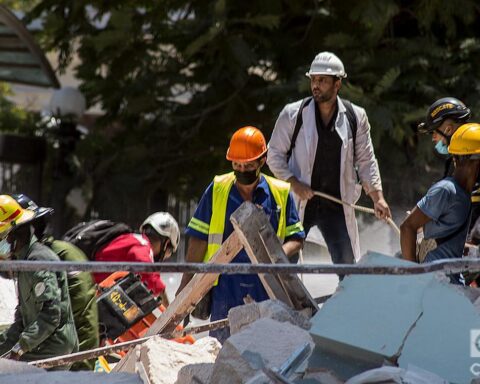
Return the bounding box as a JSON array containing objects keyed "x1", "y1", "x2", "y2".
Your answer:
[
  {"x1": 0, "y1": 259, "x2": 479, "y2": 275},
  {"x1": 313, "y1": 190, "x2": 401, "y2": 236}
]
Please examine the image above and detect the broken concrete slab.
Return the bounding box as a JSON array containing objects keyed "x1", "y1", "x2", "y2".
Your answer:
[
  {"x1": 345, "y1": 365, "x2": 448, "y2": 384},
  {"x1": 0, "y1": 372, "x2": 142, "y2": 384},
  {"x1": 210, "y1": 317, "x2": 314, "y2": 384},
  {"x1": 308, "y1": 252, "x2": 480, "y2": 383},
  {"x1": 175, "y1": 363, "x2": 214, "y2": 384},
  {"x1": 398, "y1": 279, "x2": 480, "y2": 383},
  {"x1": 0, "y1": 358, "x2": 45, "y2": 373},
  {"x1": 310, "y1": 253, "x2": 437, "y2": 359},
  {"x1": 138, "y1": 336, "x2": 221, "y2": 384},
  {"x1": 228, "y1": 299, "x2": 311, "y2": 335},
  {"x1": 300, "y1": 368, "x2": 344, "y2": 384}
]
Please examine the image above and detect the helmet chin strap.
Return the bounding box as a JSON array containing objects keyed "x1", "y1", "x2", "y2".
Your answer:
[
  {"x1": 434, "y1": 128, "x2": 452, "y2": 143},
  {"x1": 154, "y1": 238, "x2": 172, "y2": 262}
]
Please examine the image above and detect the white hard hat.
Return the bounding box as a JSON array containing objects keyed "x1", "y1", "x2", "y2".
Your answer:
[
  {"x1": 306, "y1": 51, "x2": 347, "y2": 79},
  {"x1": 140, "y1": 212, "x2": 180, "y2": 251}
]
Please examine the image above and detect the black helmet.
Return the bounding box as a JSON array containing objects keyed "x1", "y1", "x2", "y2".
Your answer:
[
  {"x1": 11, "y1": 194, "x2": 54, "y2": 220},
  {"x1": 417, "y1": 97, "x2": 471, "y2": 133}
]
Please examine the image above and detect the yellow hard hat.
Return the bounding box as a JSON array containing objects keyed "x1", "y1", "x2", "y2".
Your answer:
[
  {"x1": 0, "y1": 195, "x2": 36, "y2": 239},
  {"x1": 448, "y1": 123, "x2": 480, "y2": 156}
]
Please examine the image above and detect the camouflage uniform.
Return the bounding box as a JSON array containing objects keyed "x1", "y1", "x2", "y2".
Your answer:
[{"x1": 0, "y1": 236, "x2": 78, "y2": 366}]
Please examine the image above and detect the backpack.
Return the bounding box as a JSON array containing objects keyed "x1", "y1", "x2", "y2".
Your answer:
[
  {"x1": 63, "y1": 220, "x2": 132, "y2": 260},
  {"x1": 286, "y1": 97, "x2": 358, "y2": 161}
]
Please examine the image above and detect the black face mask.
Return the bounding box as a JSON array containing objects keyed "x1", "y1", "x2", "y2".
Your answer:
[{"x1": 234, "y1": 169, "x2": 260, "y2": 185}]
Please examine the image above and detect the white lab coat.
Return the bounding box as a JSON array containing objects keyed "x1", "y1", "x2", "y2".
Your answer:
[{"x1": 267, "y1": 96, "x2": 383, "y2": 260}]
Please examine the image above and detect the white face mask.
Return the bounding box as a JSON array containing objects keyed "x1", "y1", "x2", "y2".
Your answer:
[{"x1": 0, "y1": 238, "x2": 11, "y2": 259}]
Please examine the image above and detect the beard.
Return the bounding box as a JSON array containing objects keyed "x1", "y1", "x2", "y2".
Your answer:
[{"x1": 312, "y1": 88, "x2": 336, "y2": 103}]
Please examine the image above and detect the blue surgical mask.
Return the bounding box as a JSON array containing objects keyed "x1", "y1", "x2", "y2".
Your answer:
[{"x1": 435, "y1": 140, "x2": 449, "y2": 155}]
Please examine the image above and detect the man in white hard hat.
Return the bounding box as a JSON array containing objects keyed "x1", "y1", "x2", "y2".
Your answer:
[{"x1": 267, "y1": 51, "x2": 391, "y2": 270}]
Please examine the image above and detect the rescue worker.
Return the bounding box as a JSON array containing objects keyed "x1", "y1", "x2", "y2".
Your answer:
[
  {"x1": 13, "y1": 194, "x2": 99, "y2": 371},
  {"x1": 268, "y1": 51, "x2": 390, "y2": 267},
  {"x1": 400, "y1": 124, "x2": 480, "y2": 283},
  {"x1": 417, "y1": 98, "x2": 480, "y2": 277},
  {"x1": 93, "y1": 212, "x2": 180, "y2": 301},
  {"x1": 177, "y1": 126, "x2": 305, "y2": 343},
  {"x1": 0, "y1": 195, "x2": 78, "y2": 366},
  {"x1": 417, "y1": 97, "x2": 471, "y2": 178}
]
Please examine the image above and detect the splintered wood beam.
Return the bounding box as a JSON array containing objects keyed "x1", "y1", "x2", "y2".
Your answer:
[
  {"x1": 231, "y1": 201, "x2": 317, "y2": 313},
  {"x1": 230, "y1": 202, "x2": 294, "y2": 307},
  {"x1": 258, "y1": 225, "x2": 318, "y2": 314},
  {"x1": 113, "y1": 231, "x2": 243, "y2": 372}
]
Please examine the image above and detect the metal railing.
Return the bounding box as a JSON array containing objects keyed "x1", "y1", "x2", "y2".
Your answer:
[{"x1": 0, "y1": 258, "x2": 479, "y2": 275}]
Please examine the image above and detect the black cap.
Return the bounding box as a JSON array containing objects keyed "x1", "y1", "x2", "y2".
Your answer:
[{"x1": 417, "y1": 97, "x2": 471, "y2": 133}]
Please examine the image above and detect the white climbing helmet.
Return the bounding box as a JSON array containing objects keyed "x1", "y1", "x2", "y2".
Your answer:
[
  {"x1": 140, "y1": 212, "x2": 180, "y2": 251},
  {"x1": 306, "y1": 51, "x2": 347, "y2": 79}
]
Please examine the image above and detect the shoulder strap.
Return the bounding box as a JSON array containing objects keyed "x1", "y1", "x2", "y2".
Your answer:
[
  {"x1": 341, "y1": 98, "x2": 358, "y2": 159},
  {"x1": 287, "y1": 97, "x2": 312, "y2": 161}
]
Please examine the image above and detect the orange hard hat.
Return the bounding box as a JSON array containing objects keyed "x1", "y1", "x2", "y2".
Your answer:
[{"x1": 226, "y1": 126, "x2": 267, "y2": 162}]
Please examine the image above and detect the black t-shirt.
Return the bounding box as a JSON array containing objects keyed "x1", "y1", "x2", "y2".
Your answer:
[{"x1": 309, "y1": 101, "x2": 342, "y2": 211}]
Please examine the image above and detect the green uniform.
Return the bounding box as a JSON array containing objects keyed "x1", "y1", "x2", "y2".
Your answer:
[
  {"x1": 0, "y1": 236, "x2": 78, "y2": 365},
  {"x1": 43, "y1": 237, "x2": 99, "y2": 371}
]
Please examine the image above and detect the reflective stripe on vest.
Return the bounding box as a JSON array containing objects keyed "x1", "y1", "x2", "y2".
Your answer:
[{"x1": 203, "y1": 172, "x2": 290, "y2": 265}]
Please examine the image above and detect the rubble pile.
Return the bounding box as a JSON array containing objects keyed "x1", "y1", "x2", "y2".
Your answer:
[
  {"x1": 170, "y1": 252, "x2": 480, "y2": 383},
  {"x1": 137, "y1": 335, "x2": 221, "y2": 384},
  {"x1": 3, "y1": 252, "x2": 480, "y2": 383}
]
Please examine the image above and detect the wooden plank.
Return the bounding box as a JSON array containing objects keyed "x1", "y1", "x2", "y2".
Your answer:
[
  {"x1": 113, "y1": 231, "x2": 243, "y2": 372},
  {"x1": 230, "y1": 202, "x2": 294, "y2": 307},
  {"x1": 258, "y1": 225, "x2": 318, "y2": 314},
  {"x1": 232, "y1": 201, "x2": 317, "y2": 313}
]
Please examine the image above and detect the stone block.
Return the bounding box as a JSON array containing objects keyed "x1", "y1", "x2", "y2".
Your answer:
[
  {"x1": 0, "y1": 372, "x2": 142, "y2": 384},
  {"x1": 210, "y1": 318, "x2": 314, "y2": 384},
  {"x1": 228, "y1": 299, "x2": 311, "y2": 335},
  {"x1": 139, "y1": 336, "x2": 220, "y2": 384},
  {"x1": 175, "y1": 363, "x2": 214, "y2": 384}
]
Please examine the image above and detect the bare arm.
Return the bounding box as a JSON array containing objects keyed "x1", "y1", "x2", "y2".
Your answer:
[
  {"x1": 176, "y1": 237, "x2": 207, "y2": 296},
  {"x1": 400, "y1": 207, "x2": 431, "y2": 262},
  {"x1": 282, "y1": 238, "x2": 304, "y2": 258}
]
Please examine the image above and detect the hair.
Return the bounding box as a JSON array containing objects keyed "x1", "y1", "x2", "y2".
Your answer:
[{"x1": 142, "y1": 224, "x2": 168, "y2": 243}]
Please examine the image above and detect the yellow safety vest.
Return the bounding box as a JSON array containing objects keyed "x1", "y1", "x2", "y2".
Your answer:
[{"x1": 203, "y1": 172, "x2": 292, "y2": 264}]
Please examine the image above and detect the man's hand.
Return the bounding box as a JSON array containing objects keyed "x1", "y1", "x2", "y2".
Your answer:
[
  {"x1": 288, "y1": 177, "x2": 314, "y2": 200},
  {"x1": 373, "y1": 198, "x2": 392, "y2": 220},
  {"x1": 8, "y1": 351, "x2": 21, "y2": 361},
  {"x1": 368, "y1": 190, "x2": 392, "y2": 220}
]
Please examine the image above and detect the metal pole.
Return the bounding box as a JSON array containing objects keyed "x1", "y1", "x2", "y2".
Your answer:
[
  {"x1": 0, "y1": 259, "x2": 480, "y2": 275},
  {"x1": 29, "y1": 319, "x2": 229, "y2": 369}
]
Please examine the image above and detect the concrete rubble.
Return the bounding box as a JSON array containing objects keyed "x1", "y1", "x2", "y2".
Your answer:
[
  {"x1": 0, "y1": 358, "x2": 142, "y2": 384},
  {"x1": 135, "y1": 335, "x2": 221, "y2": 384},
  {"x1": 210, "y1": 317, "x2": 315, "y2": 383},
  {"x1": 4, "y1": 252, "x2": 480, "y2": 383},
  {"x1": 344, "y1": 365, "x2": 448, "y2": 384},
  {"x1": 308, "y1": 251, "x2": 480, "y2": 383},
  {"x1": 228, "y1": 299, "x2": 311, "y2": 335}
]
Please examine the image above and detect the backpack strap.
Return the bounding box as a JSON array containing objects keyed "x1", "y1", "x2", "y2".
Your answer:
[
  {"x1": 286, "y1": 97, "x2": 312, "y2": 161},
  {"x1": 341, "y1": 98, "x2": 358, "y2": 160}
]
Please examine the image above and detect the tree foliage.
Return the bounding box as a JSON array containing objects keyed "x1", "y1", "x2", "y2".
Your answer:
[
  {"x1": 0, "y1": 83, "x2": 39, "y2": 134},
  {"x1": 25, "y1": 0, "x2": 480, "y2": 222}
]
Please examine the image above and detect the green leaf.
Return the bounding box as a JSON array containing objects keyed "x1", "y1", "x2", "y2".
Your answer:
[{"x1": 373, "y1": 67, "x2": 401, "y2": 96}]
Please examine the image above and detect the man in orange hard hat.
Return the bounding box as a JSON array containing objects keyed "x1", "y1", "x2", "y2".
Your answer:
[{"x1": 177, "y1": 126, "x2": 305, "y2": 343}]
